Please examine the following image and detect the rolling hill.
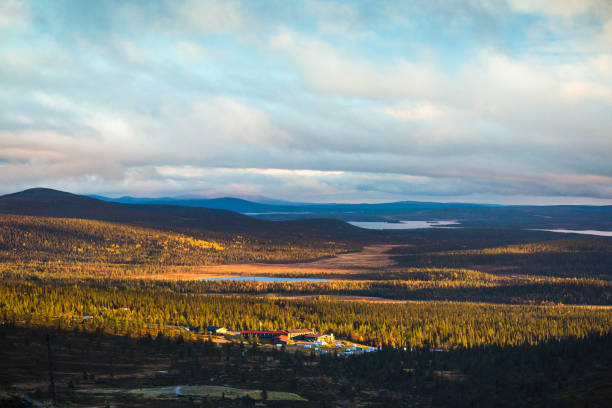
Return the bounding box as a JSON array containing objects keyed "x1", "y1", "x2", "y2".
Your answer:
[
  {"x1": 4, "y1": 188, "x2": 611, "y2": 232},
  {"x1": 94, "y1": 193, "x2": 612, "y2": 230},
  {"x1": 93, "y1": 194, "x2": 491, "y2": 216},
  {"x1": 0, "y1": 188, "x2": 365, "y2": 239}
]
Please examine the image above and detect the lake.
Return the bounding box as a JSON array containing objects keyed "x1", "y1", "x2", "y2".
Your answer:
[
  {"x1": 534, "y1": 229, "x2": 612, "y2": 237},
  {"x1": 348, "y1": 220, "x2": 459, "y2": 230},
  {"x1": 244, "y1": 212, "x2": 313, "y2": 215},
  {"x1": 200, "y1": 276, "x2": 329, "y2": 282}
]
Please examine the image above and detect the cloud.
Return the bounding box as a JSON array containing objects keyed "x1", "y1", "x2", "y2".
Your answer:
[
  {"x1": 590, "y1": 54, "x2": 612, "y2": 75},
  {"x1": 507, "y1": 0, "x2": 603, "y2": 18},
  {"x1": 561, "y1": 81, "x2": 612, "y2": 102},
  {"x1": 601, "y1": 18, "x2": 612, "y2": 46},
  {"x1": 385, "y1": 103, "x2": 451, "y2": 121},
  {"x1": 175, "y1": 0, "x2": 256, "y2": 34},
  {"x1": 112, "y1": 37, "x2": 150, "y2": 64},
  {"x1": 1, "y1": 0, "x2": 612, "y2": 203},
  {"x1": 176, "y1": 41, "x2": 208, "y2": 59},
  {"x1": 150, "y1": 97, "x2": 294, "y2": 153},
  {"x1": 269, "y1": 28, "x2": 443, "y2": 99},
  {"x1": 305, "y1": 0, "x2": 360, "y2": 35},
  {"x1": 0, "y1": 0, "x2": 30, "y2": 28}
]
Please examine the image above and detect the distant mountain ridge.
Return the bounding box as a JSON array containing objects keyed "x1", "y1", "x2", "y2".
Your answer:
[
  {"x1": 2, "y1": 188, "x2": 611, "y2": 231},
  {"x1": 0, "y1": 188, "x2": 362, "y2": 238},
  {"x1": 90, "y1": 195, "x2": 277, "y2": 213},
  {"x1": 89, "y1": 193, "x2": 612, "y2": 230},
  {"x1": 91, "y1": 194, "x2": 496, "y2": 215}
]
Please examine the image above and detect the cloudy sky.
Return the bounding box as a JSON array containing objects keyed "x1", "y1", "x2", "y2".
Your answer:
[{"x1": 1, "y1": 0, "x2": 612, "y2": 203}]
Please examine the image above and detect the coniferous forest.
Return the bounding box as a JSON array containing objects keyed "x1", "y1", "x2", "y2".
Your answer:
[{"x1": 0, "y1": 197, "x2": 611, "y2": 407}]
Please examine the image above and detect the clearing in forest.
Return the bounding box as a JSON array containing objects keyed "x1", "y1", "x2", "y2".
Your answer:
[{"x1": 143, "y1": 244, "x2": 402, "y2": 280}]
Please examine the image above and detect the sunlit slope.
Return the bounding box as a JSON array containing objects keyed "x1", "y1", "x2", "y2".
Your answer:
[
  {"x1": 391, "y1": 237, "x2": 612, "y2": 280},
  {"x1": 0, "y1": 214, "x2": 355, "y2": 265}
]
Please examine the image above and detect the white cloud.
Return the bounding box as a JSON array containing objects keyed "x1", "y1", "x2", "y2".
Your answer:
[
  {"x1": 176, "y1": 41, "x2": 208, "y2": 59},
  {"x1": 590, "y1": 54, "x2": 612, "y2": 75},
  {"x1": 305, "y1": 0, "x2": 359, "y2": 35},
  {"x1": 0, "y1": 0, "x2": 30, "y2": 28},
  {"x1": 458, "y1": 50, "x2": 612, "y2": 111},
  {"x1": 32, "y1": 92, "x2": 83, "y2": 113},
  {"x1": 249, "y1": 168, "x2": 344, "y2": 177},
  {"x1": 113, "y1": 38, "x2": 149, "y2": 64},
  {"x1": 269, "y1": 28, "x2": 442, "y2": 99},
  {"x1": 507, "y1": 0, "x2": 602, "y2": 18},
  {"x1": 156, "y1": 166, "x2": 343, "y2": 179},
  {"x1": 601, "y1": 18, "x2": 612, "y2": 46},
  {"x1": 385, "y1": 103, "x2": 451, "y2": 121},
  {"x1": 176, "y1": 0, "x2": 255, "y2": 34},
  {"x1": 183, "y1": 98, "x2": 293, "y2": 149},
  {"x1": 0, "y1": 42, "x2": 74, "y2": 76},
  {"x1": 561, "y1": 81, "x2": 612, "y2": 102}
]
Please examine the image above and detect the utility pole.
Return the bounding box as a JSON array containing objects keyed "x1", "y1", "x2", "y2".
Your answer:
[{"x1": 46, "y1": 331, "x2": 57, "y2": 405}]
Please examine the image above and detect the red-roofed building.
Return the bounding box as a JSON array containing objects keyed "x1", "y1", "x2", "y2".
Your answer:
[
  {"x1": 240, "y1": 330, "x2": 288, "y2": 340},
  {"x1": 287, "y1": 329, "x2": 313, "y2": 339},
  {"x1": 274, "y1": 335, "x2": 289, "y2": 345}
]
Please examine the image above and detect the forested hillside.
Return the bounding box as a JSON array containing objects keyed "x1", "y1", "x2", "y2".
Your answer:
[
  {"x1": 0, "y1": 214, "x2": 357, "y2": 266},
  {"x1": 0, "y1": 188, "x2": 367, "y2": 240},
  {"x1": 391, "y1": 237, "x2": 612, "y2": 280}
]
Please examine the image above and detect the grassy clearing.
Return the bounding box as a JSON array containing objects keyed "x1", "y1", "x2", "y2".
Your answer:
[{"x1": 78, "y1": 385, "x2": 307, "y2": 401}]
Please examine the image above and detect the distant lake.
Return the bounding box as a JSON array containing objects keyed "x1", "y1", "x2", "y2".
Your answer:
[
  {"x1": 534, "y1": 229, "x2": 612, "y2": 237},
  {"x1": 200, "y1": 276, "x2": 329, "y2": 282},
  {"x1": 244, "y1": 212, "x2": 313, "y2": 215},
  {"x1": 348, "y1": 220, "x2": 459, "y2": 230}
]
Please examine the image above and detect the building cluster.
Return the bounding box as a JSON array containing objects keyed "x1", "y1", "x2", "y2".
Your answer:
[
  {"x1": 190, "y1": 326, "x2": 334, "y2": 345},
  {"x1": 240, "y1": 328, "x2": 334, "y2": 345},
  {"x1": 186, "y1": 325, "x2": 377, "y2": 355}
]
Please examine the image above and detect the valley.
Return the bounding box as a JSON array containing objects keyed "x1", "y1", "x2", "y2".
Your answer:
[
  {"x1": 0, "y1": 189, "x2": 611, "y2": 407},
  {"x1": 142, "y1": 244, "x2": 400, "y2": 280}
]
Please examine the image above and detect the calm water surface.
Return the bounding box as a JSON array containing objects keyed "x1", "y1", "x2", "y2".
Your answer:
[
  {"x1": 348, "y1": 220, "x2": 459, "y2": 230},
  {"x1": 534, "y1": 229, "x2": 612, "y2": 237}
]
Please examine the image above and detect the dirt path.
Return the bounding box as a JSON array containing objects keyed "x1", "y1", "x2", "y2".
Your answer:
[{"x1": 139, "y1": 244, "x2": 403, "y2": 280}]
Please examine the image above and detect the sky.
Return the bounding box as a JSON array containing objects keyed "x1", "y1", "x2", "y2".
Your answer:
[{"x1": 1, "y1": 0, "x2": 612, "y2": 204}]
